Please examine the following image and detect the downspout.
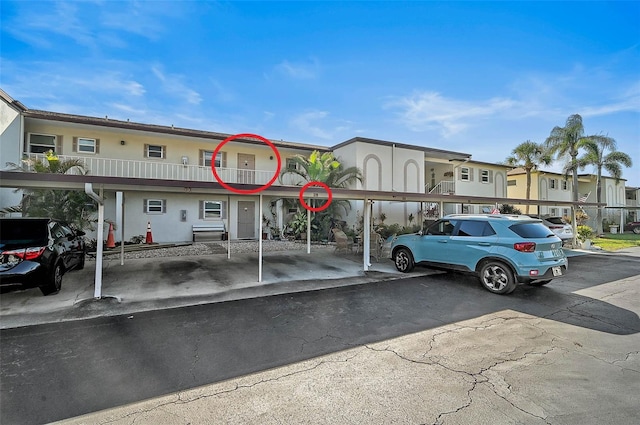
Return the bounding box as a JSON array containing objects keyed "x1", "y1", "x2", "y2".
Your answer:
[{"x1": 84, "y1": 183, "x2": 105, "y2": 299}]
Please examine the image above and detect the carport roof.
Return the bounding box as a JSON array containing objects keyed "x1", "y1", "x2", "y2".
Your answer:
[{"x1": 0, "y1": 171, "x2": 605, "y2": 208}]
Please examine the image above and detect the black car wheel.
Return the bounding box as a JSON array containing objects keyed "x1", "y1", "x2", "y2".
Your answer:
[
  {"x1": 633, "y1": 227, "x2": 640, "y2": 235},
  {"x1": 479, "y1": 261, "x2": 516, "y2": 294},
  {"x1": 40, "y1": 262, "x2": 63, "y2": 296},
  {"x1": 394, "y1": 248, "x2": 415, "y2": 273}
]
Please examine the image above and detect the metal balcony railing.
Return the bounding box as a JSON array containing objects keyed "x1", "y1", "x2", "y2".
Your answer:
[
  {"x1": 428, "y1": 180, "x2": 455, "y2": 194},
  {"x1": 21, "y1": 153, "x2": 303, "y2": 187}
]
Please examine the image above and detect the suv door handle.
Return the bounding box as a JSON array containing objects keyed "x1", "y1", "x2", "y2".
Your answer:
[{"x1": 478, "y1": 242, "x2": 491, "y2": 246}]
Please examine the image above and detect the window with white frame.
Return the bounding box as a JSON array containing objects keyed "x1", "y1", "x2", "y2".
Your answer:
[
  {"x1": 201, "y1": 150, "x2": 226, "y2": 167},
  {"x1": 480, "y1": 169, "x2": 493, "y2": 183},
  {"x1": 74, "y1": 137, "x2": 98, "y2": 154},
  {"x1": 561, "y1": 180, "x2": 569, "y2": 190},
  {"x1": 144, "y1": 199, "x2": 166, "y2": 214},
  {"x1": 549, "y1": 178, "x2": 558, "y2": 189},
  {"x1": 28, "y1": 133, "x2": 57, "y2": 154},
  {"x1": 145, "y1": 144, "x2": 165, "y2": 159},
  {"x1": 203, "y1": 201, "x2": 222, "y2": 219},
  {"x1": 460, "y1": 167, "x2": 470, "y2": 181},
  {"x1": 550, "y1": 207, "x2": 558, "y2": 216},
  {"x1": 562, "y1": 208, "x2": 570, "y2": 217}
]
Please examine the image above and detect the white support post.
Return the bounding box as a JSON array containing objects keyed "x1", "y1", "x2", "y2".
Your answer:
[
  {"x1": 227, "y1": 195, "x2": 231, "y2": 259},
  {"x1": 307, "y1": 207, "x2": 311, "y2": 254},
  {"x1": 85, "y1": 183, "x2": 105, "y2": 299},
  {"x1": 116, "y1": 191, "x2": 125, "y2": 266},
  {"x1": 259, "y1": 194, "x2": 263, "y2": 282},
  {"x1": 363, "y1": 198, "x2": 371, "y2": 271}
]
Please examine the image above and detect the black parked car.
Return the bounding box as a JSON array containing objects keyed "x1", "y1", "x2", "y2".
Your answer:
[{"x1": 0, "y1": 218, "x2": 86, "y2": 295}]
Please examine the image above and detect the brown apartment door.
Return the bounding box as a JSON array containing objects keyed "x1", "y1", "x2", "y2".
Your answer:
[
  {"x1": 237, "y1": 153, "x2": 255, "y2": 184},
  {"x1": 237, "y1": 201, "x2": 255, "y2": 239}
]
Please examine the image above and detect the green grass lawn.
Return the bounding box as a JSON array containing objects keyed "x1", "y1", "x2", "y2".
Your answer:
[{"x1": 593, "y1": 233, "x2": 640, "y2": 251}]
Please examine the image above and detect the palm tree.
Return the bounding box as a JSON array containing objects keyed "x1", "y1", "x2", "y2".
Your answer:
[
  {"x1": 18, "y1": 151, "x2": 94, "y2": 230},
  {"x1": 505, "y1": 140, "x2": 552, "y2": 214},
  {"x1": 577, "y1": 136, "x2": 632, "y2": 234},
  {"x1": 544, "y1": 114, "x2": 593, "y2": 203},
  {"x1": 280, "y1": 150, "x2": 363, "y2": 218}
]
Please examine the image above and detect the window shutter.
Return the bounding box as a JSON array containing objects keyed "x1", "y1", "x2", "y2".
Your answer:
[
  {"x1": 199, "y1": 150, "x2": 205, "y2": 166},
  {"x1": 72, "y1": 137, "x2": 78, "y2": 152},
  {"x1": 199, "y1": 201, "x2": 204, "y2": 219},
  {"x1": 143, "y1": 199, "x2": 148, "y2": 213},
  {"x1": 489, "y1": 170, "x2": 493, "y2": 183},
  {"x1": 144, "y1": 144, "x2": 149, "y2": 158},
  {"x1": 163, "y1": 145, "x2": 167, "y2": 159},
  {"x1": 221, "y1": 151, "x2": 227, "y2": 167},
  {"x1": 162, "y1": 199, "x2": 166, "y2": 213},
  {"x1": 56, "y1": 136, "x2": 63, "y2": 154},
  {"x1": 24, "y1": 132, "x2": 28, "y2": 152},
  {"x1": 221, "y1": 201, "x2": 227, "y2": 219},
  {"x1": 469, "y1": 168, "x2": 474, "y2": 181},
  {"x1": 457, "y1": 168, "x2": 462, "y2": 180},
  {"x1": 95, "y1": 139, "x2": 100, "y2": 154}
]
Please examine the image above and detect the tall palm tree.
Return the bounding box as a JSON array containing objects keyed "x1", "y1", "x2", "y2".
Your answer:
[
  {"x1": 577, "y1": 136, "x2": 632, "y2": 234},
  {"x1": 544, "y1": 114, "x2": 593, "y2": 203},
  {"x1": 280, "y1": 150, "x2": 363, "y2": 218},
  {"x1": 505, "y1": 140, "x2": 552, "y2": 214}
]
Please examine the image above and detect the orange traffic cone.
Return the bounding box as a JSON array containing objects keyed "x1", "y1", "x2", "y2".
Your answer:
[
  {"x1": 106, "y1": 223, "x2": 116, "y2": 249},
  {"x1": 145, "y1": 221, "x2": 154, "y2": 244}
]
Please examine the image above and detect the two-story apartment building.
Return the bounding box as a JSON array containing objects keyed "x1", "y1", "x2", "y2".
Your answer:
[
  {"x1": 0, "y1": 89, "x2": 522, "y2": 242},
  {"x1": 332, "y1": 138, "x2": 510, "y2": 227},
  {"x1": 507, "y1": 168, "x2": 629, "y2": 229}
]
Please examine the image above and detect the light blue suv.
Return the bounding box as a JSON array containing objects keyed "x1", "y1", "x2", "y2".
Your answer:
[{"x1": 390, "y1": 214, "x2": 568, "y2": 294}]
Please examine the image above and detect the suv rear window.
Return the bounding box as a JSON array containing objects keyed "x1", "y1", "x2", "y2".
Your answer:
[
  {"x1": 0, "y1": 220, "x2": 49, "y2": 247},
  {"x1": 509, "y1": 222, "x2": 554, "y2": 238},
  {"x1": 545, "y1": 217, "x2": 566, "y2": 225}
]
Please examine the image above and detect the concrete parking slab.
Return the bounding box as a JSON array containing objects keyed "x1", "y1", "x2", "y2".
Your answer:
[
  {"x1": 56, "y1": 270, "x2": 640, "y2": 425},
  {"x1": 1, "y1": 246, "x2": 431, "y2": 329}
]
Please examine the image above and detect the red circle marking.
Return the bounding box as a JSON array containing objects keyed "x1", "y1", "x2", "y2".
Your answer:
[
  {"x1": 299, "y1": 181, "x2": 333, "y2": 212},
  {"x1": 211, "y1": 133, "x2": 282, "y2": 194}
]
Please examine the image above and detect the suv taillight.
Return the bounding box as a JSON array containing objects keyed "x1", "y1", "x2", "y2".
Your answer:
[
  {"x1": 514, "y1": 242, "x2": 536, "y2": 252},
  {"x1": 2, "y1": 247, "x2": 47, "y2": 261}
]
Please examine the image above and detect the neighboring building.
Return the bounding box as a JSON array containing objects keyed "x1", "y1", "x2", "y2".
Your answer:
[
  {"x1": 0, "y1": 90, "x2": 521, "y2": 242},
  {"x1": 625, "y1": 187, "x2": 639, "y2": 224},
  {"x1": 507, "y1": 167, "x2": 630, "y2": 230}
]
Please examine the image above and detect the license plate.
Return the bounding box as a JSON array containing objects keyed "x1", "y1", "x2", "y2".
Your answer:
[
  {"x1": 551, "y1": 249, "x2": 563, "y2": 257},
  {"x1": 552, "y1": 266, "x2": 563, "y2": 276}
]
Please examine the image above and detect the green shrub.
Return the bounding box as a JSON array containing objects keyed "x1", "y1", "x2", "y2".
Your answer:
[{"x1": 577, "y1": 225, "x2": 595, "y2": 241}]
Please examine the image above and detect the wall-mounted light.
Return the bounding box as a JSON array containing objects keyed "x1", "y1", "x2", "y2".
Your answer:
[{"x1": 120, "y1": 140, "x2": 126, "y2": 145}]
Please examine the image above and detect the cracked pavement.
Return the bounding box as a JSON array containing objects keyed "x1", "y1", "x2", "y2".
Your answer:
[{"x1": 55, "y1": 263, "x2": 640, "y2": 425}]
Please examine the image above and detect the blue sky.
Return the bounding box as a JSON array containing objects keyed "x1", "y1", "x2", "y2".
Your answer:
[{"x1": 2, "y1": 1, "x2": 639, "y2": 186}]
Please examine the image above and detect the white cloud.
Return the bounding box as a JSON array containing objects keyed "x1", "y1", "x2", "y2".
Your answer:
[
  {"x1": 386, "y1": 91, "x2": 517, "y2": 137},
  {"x1": 151, "y1": 65, "x2": 202, "y2": 105},
  {"x1": 275, "y1": 59, "x2": 320, "y2": 80},
  {"x1": 290, "y1": 111, "x2": 332, "y2": 139}
]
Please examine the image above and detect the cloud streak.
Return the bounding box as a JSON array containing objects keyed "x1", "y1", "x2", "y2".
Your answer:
[{"x1": 386, "y1": 91, "x2": 517, "y2": 137}]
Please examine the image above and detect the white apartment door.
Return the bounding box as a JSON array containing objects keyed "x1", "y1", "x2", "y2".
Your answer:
[
  {"x1": 237, "y1": 153, "x2": 255, "y2": 184},
  {"x1": 237, "y1": 201, "x2": 255, "y2": 239}
]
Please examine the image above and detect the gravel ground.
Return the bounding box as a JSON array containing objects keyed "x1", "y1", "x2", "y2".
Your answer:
[{"x1": 98, "y1": 240, "x2": 335, "y2": 260}]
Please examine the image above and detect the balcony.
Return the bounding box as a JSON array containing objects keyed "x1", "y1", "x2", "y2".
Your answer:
[{"x1": 21, "y1": 153, "x2": 301, "y2": 187}]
